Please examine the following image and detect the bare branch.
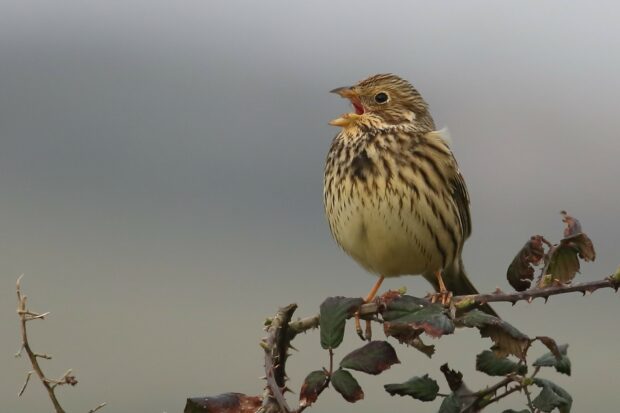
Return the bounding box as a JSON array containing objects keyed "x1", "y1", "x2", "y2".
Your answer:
[{"x1": 15, "y1": 276, "x2": 105, "y2": 413}]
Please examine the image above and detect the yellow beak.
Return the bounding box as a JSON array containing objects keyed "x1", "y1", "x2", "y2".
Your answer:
[{"x1": 329, "y1": 113, "x2": 362, "y2": 127}]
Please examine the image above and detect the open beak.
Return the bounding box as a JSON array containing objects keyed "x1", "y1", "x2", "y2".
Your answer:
[{"x1": 329, "y1": 86, "x2": 364, "y2": 127}]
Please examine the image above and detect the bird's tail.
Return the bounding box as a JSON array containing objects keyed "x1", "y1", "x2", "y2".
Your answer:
[{"x1": 424, "y1": 258, "x2": 499, "y2": 318}]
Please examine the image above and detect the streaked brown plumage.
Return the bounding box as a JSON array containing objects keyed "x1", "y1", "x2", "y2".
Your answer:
[{"x1": 323, "y1": 74, "x2": 496, "y2": 320}]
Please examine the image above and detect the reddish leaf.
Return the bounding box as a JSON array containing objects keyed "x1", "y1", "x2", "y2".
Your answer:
[
  {"x1": 507, "y1": 235, "x2": 546, "y2": 291},
  {"x1": 331, "y1": 369, "x2": 364, "y2": 403},
  {"x1": 381, "y1": 294, "x2": 454, "y2": 338},
  {"x1": 299, "y1": 370, "x2": 329, "y2": 408},
  {"x1": 340, "y1": 341, "x2": 400, "y2": 375},
  {"x1": 184, "y1": 393, "x2": 261, "y2": 413}
]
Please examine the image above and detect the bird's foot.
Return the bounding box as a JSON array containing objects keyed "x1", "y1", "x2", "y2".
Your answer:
[{"x1": 429, "y1": 290, "x2": 453, "y2": 306}]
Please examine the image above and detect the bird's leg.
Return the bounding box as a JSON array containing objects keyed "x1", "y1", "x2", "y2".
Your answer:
[
  {"x1": 355, "y1": 275, "x2": 384, "y2": 341},
  {"x1": 431, "y1": 270, "x2": 453, "y2": 305}
]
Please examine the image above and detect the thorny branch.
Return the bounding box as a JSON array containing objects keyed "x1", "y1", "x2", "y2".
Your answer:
[
  {"x1": 15, "y1": 275, "x2": 106, "y2": 413},
  {"x1": 260, "y1": 304, "x2": 297, "y2": 413},
  {"x1": 288, "y1": 276, "x2": 620, "y2": 335}
]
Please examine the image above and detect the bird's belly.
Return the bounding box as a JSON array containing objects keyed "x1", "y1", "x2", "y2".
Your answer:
[{"x1": 328, "y1": 189, "x2": 441, "y2": 277}]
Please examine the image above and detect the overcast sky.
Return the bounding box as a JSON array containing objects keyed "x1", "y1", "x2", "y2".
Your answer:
[{"x1": 2, "y1": 1, "x2": 620, "y2": 412}]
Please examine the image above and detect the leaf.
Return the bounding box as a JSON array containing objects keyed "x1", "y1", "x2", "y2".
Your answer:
[
  {"x1": 340, "y1": 340, "x2": 400, "y2": 375},
  {"x1": 476, "y1": 350, "x2": 527, "y2": 376},
  {"x1": 540, "y1": 212, "x2": 596, "y2": 286},
  {"x1": 561, "y1": 210, "x2": 582, "y2": 237},
  {"x1": 410, "y1": 337, "x2": 436, "y2": 358},
  {"x1": 540, "y1": 244, "x2": 581, "y2": 286},
  {"x1": 384, "y1": 374, "x2": 439, "y2": 401},
  {"x1": 438, "y1": 393, "x2": 461, "y2": 413},
  {"x1": 532, "y1": 378, "x2": 572, "y2": 413},
  {"x1": 331, "y1": 369, "x2": 364, "y2": 403},
  {"x1": 439, "y1": 363, "x2": 463, "y2": 392},
  {"x1": 319, "y1": 297, "x2": 364, "y2": 349},
  {"x1": 184, "y1": 393, "x2": 261, "y2": 413},
  {"x1": 507, "y1": 235, "x2": 546, "y2": 291},
  {"x1": 299, "y1": 370, "x2": 329, "y2": 408},
  {"x1": 457, "y1": 310, "x2": 530, "y2": 359},
  {"x1": 534, "y1": 344, "x2": 571, "y2": 376},
  {"x1": 382, "y1": 294, "x2": 455, "y2": 339},
  {"x1": 536, "y1": 336, "x2": 562, "y2": 359}
]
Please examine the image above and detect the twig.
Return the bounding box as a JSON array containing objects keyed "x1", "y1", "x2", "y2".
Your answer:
[
  {"x1": 15, "y1": 276, "x2": 106, "y2": 413},
  {"x1": 523, "y1": 384, "x2": 536, "y2": 412},
  {"x1": 88, "y1": 402, "x2": 108, "y2": 413},
  {"x1": 16, "y1": 275, "x2": 67, "y2": 413},
  {"x1": 18, "y1": 371, "x2": 33, "y2": 397}
]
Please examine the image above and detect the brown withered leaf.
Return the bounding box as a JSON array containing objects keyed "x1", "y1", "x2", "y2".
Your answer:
[
  {"x1": 507, "y1": 235, "x2": 546, "y2": 291},
  {"x1": 561, "y1": 210, "x2": 582, "y2": 237},
  {"x1": 439, "y1": 363, "x2": 463, "y2": 392},
  {"x1": 538, "y1": 212, "x2": 595, "y2": 286},
  {"x1": 540, "y1": 236, "x2": 595, "y2": 286},
  {"x1": 184, "y1": 393, "x2": 261, "y2": 413},
  {"x1": 457, "y1": 310, "x2": 530, "y2": 360}
]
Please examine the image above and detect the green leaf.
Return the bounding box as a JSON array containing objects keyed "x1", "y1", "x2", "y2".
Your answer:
[
  {"x1": 438, "y1": 393, "x2": 461, "y2": 413},
  {"x1": 382, "y1": 294, "x2": 455, "y2": 339},
  {"x1": 319, "y1": 297, "x2": 364, "y2": 349},
  {"x1": 541, "y1": 244, "x2": 580, "y2": 286},
  {"x1": 534, "y1": 344, "x2": 571, "y2": 376},
  {"x1": 457, "y1": 310, "x2": 530, "y2": 359},
  {"x1": 476, "y1": 350, "x2": 527, "y2": 376},
  {"x1": 331, "y1": 369, "x2": 364, "y2": 403},
  {"x1": 384, "y1": 374, "x2": 439, "y2": 401},
  {"x1": 340, "y1": 340, "x2": 400, "y2": 375},
  {"x1": 507, "y1": 235, "x2": 546, "y2": 291},
  {"x1": 184, "y1": 393, "x2": 261, "y2": 413},
  {"x1": 532, "y1": 378, "x2": 572, "y2": 413},
  {"x1": 299, "y1": 370, "x2": 329, "y2": 408}
]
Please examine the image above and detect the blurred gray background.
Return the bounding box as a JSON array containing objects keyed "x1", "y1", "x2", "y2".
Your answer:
[{"x1": 2, "y1": 1, "x2": 619, "y2": 412}]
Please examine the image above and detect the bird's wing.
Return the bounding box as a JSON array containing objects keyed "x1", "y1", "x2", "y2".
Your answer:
[{"x1": 425, "y1": 129, "x2": 472, "y2": 240}]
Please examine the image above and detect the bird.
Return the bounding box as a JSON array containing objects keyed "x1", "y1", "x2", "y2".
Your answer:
[{"x1": 323, "y1": 73, "x2": 497, "y2": 338}]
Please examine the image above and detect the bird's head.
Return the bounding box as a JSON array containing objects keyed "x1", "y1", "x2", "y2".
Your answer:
[{"x1": 329, "y1": 73, "x2": 434, "y2": 130}]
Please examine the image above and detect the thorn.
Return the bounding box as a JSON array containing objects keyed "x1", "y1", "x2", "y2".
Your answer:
[
  {"x1": 543, "y1": 296, "x2": 549, "y2": 304},
  {"x1": 527, "y1": 297, "x2": 533, "y2": 304},
  {"x1": 258, "y1": 375, "x2": 267, "y2": 380},
  {"x1": 288, "y1": 344, "x2": 299, "y2": 351}
]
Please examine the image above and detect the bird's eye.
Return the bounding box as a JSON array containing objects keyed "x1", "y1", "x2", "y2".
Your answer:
[{"x1": 374, "y1": 92, "x2": 389, "y2": 103}]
